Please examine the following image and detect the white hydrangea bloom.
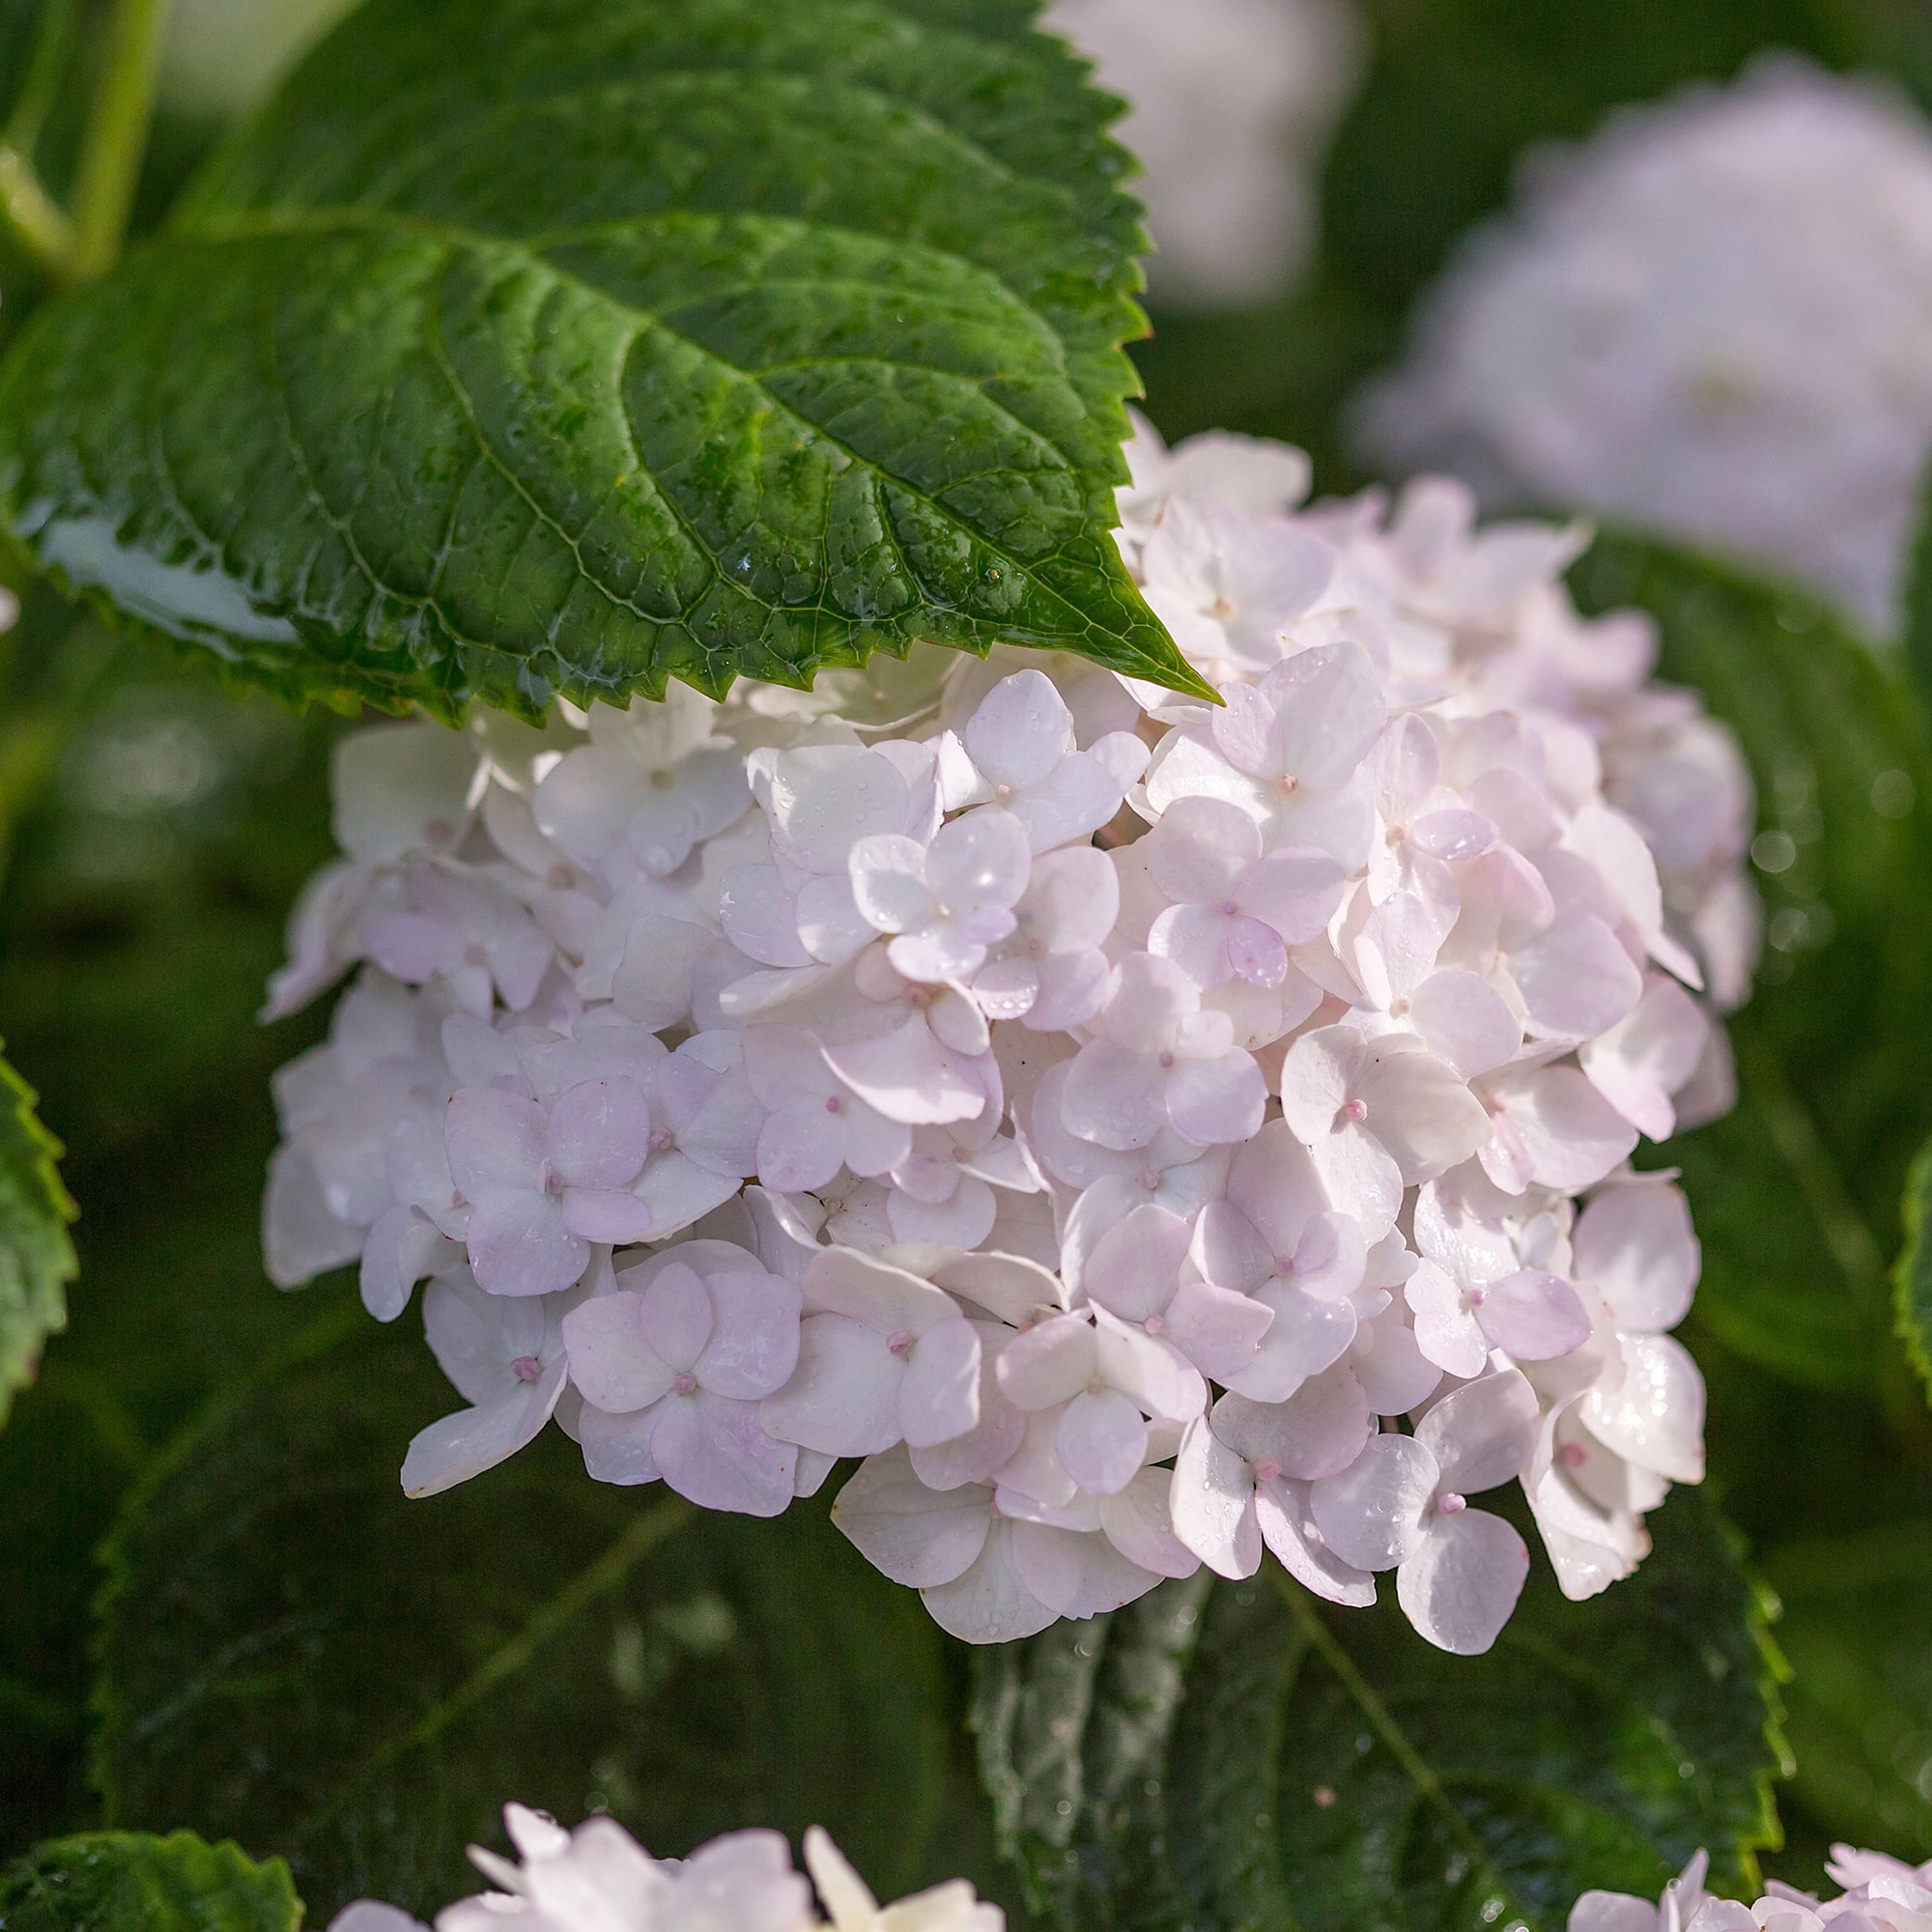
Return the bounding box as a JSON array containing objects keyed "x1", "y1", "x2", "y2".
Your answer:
[
  {"x1": 263, "y1": 411, "x2": 1756, "y2": 1655},
  {"x1": 327, "y1": 1807, "x2": 1001, "y2": 1932},
  {"x1": 1044, "y1": 0, "x2": 1364, "y2": 310},
  {"x1": 1356, "y1": 57, "x2": 1932, "y2": 634},
  {"x1": 1568, "y1": 1844, "x2": 1932, "y2": 1932}
]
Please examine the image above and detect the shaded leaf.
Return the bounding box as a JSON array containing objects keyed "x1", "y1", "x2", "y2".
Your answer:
[
  {"x1": 0, "y1": 1830, "x2": 300, "y2": 1932},
  {"x1": 973, "y1": 1493, "x2": 1783, "y2": 1932},
  {"x1": 1570, "y1": 533, "x2": 1932, "y2": 1390},
  {"x1": 1764, "y1": 1524, "x2": 1932, "y2": 1861},
  {"x1": 95, "y1": 1313, "x2": 953, "y2": 1920},
  {"x1": 0, "y1": 0, "x2": 1207, "y2": 718},
  {"x1": 0, "y1": 1043, "x2": 75, "y2": 1426},
  {"x1": 1897, "y1": 1136, "x2": 1932, "y2": 1401}
]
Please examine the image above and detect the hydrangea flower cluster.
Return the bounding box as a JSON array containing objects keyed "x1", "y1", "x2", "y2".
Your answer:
[
  {"x1": 1356, "y1": 57, "x2": 1932, "y2": 634},
  {"x1": 1044, "y1": 0, "x2": 1363, "y2": 310},
  {"x1": 329, "y1": 1806, "x2": 1000, "y2": 1932},
  {"x1": 264, "y1": 413, "x2": 1755, "y2": 1653},
  {"x1": 1570, "y1": 1845, "x2": 1932, "y2": 1932}
]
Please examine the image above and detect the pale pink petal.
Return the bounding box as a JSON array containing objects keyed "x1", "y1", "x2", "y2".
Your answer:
[
  {"x1": 719, "y1": 864, "x2": 812, "y2": 968},
  {"x1": 1009, "y1": 1520, "x2": 1160, "y2": 1618},
  {"x1": 696, "y1": 1269, "x2": 803, "y2": 1400},
  {"x1": 1223, "y1": 1285, "x2": 1355, "y2": 1399},
  {"x1": 577, "y1": 1399, "x2": 663, "y2": 1486},
  {"x1": 562, "y1": 1292, "x2": 681, "y2": 1413},
  {"x1": 1172, "y1": 1415, "x2": 1262, "y2": 1578},
  {"x1": 466, "y1": 1191, "x2": 584, "y2": 1296},
  {"x1": 1348, "y1": 1312, "x2": 1443, "y2": 1413},
  {"x1": 1408, "y1": 970, "x2": 1521, "y2": 1080},
  {"x1": 1583, "y1": 1333, "x2": 1706, "y2": 1484},
  {"x1": 1056, "y1": 1388, "x2": 1150, "y2": 1496},
  {"x1": 1166, "y1": 1050, "x2": 1267, "y2": 1146},
  {"x1": 1580, "y1": 977, "x2": 1711, "y2": 1140},
  {"x1": 651, "y1": 1389, "x2": 797, "y2": 1516},
  {"x1": 1161, "y1": 1280, "x2": 1275, "y2": 1380},
  {"x1": 1097, "y1": 1467, "x2": 1201, "y2": 1577},
  {"x1": 1062, "y1": 1038, "x2": 1168, "y2": 1151},
  {"x1": 964, "y1": 670, "x2": 1077, "y2": 789},
  {"x1": 1009, "y1": 753, "x2": 1124, "y2": 854},
  {"x1": 1475, "y1": 1269, "x2": 1592, "y2": 1361},
  {"x1": 832, "y1": 1448, "x2": 991, "y2": 1586},
  {"x1": 1310, "y1": 1434, "x2": 1437, "y2": 1571},
  {"x1": 632, "y1": 1151, "x2": 743, "y2": 1236},
  {"x1": 931, "y1": 809, "x2": 1034, "y2": 911},
  {"x1": 401, "y1": 1358, "x2": 566, "y2": 1498},
  {"x1": 755, "y1": 1104, "x2": 846, "y2": 1195},
  {"x1": 1240, "y1": 848, "x2": 1350, "y2": 944},
  {"x1": 997, "y1": 1312, "x2": 1097, "y2": 1409},
  {"x1": 1572, "y1": 1180, "x2": 1699, "y2": 1332},
  {"x1": 637, "y1": 1261, "x2": 716, "y2": 1370},
  {"x1": 1353, "y1": 1047, "x2": 1492, "y2": 1184},
  {"x1": 848, "y1": 834, "x2": 936, "y2": 934},
  {"x1": 1215, "y1": 1372, "x2": 1370, "y2": 1481},
  {"x1": 1397, "y1": 1508, "x2": 1529, "y2": 1654},
  {"x1": 759, "y1": 1313, "x2": 906, "y2": 1456},
  {"x1": 823, "y1": 1021, "x2": 986, "y2": 1127},
  {"x1": 562, "y1": 1187, "x2": 658, "y2": 1244},
  {"x1": 1276, "y1": 1026, "x2": 1364, "y2": 1143},
  {"x1": 445, "y1": 1087, "x2": 543, "y2": 1197},
  {"x1": 1416, "y1": 1369, "x2": 1540, "y2": 1496},
  {"x1": 1084, "y1": 1204, "x2": 1193, "y2": 1321},
  {"x1": 923, "y1": 1521, "x2": 1061, "y2": 1642},
  {"x1": 1511, "y1": 912, "x2": 1643, "y2": 1039},
  {"x1": 901, "y1": 1317, "x2": 983, "y2": 1448},
  {"x1": 803, "y1": 1246, "x2": 956, "y2": 1333},
  {"x1": 1094, "y1": 1314, "x2": 1208, "y2": 1423},
  {"x1": 1308, "y1": 1123, "x2": 1404, "y2": 1239},
  {"x1": 1406, "y1": 1262, "x2": 1491, "y2": 1380},
  {"x1": 1254, "y1": 1476, "x2": 1377, "y2": 1607},
  {"x1": 1492, "y1": 1065, "x2": 1638, "y2": 1191}
]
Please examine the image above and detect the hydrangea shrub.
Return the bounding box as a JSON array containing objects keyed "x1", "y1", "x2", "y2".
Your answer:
[{"x1": 262, "y1": 415, "x2": 1756, "y2": 1651}]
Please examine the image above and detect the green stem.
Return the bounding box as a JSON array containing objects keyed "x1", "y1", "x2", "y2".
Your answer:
[
  {"x1": 0, "y1": 143, "x2": 76, "y2": 279},
  {"x1": 69, "y1": 0, "x2": 173, "y2": 278},
  {"x1": 3, "y1": 0, "x2": 80, "y2": 158}
]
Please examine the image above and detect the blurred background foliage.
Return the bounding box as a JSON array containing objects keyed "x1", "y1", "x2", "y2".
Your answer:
[{"x1": 2, "y1": 0, "x2": 1931, "y2": 1905}]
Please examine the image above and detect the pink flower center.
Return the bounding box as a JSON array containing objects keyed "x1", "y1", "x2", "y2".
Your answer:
[
  {"x1": 1343, "y1": 1096, "x2": 1368, "y2": 1123},
  {"x1": 673, "y1": 1372, "x2": 698, "y2": 1395},
  {"x1": 1136, "y1": 1169, "x2": 1160, "y2": 1192},
  {"x1": 825, "y1": 1095, "x2": 844, "y2": 1115},
  {"x1": 464, "y1": 943, "x2": 489, "y2": 968},
  {"x1": 1144, "y1": 1313, "x2": 1165, "y2": 1336},
  {"x1": 887, "y1": 1331, "x2": 914, "y2": 1357},
  {"x1": 1218, "y1": 898, "x2": 1239, "y2": 917},
  {"x1": 1557, "y1": 1441, "x2": 1589, "y2": 1469},
  {"x1": 648, "y1": 1126, "x2": 674, "y2": 1152},
  {"x1": 1252, "y1": 1458, "x2": 1282, "y2": 1484},
  {"x1": 1277, "y1": 774, "x2": 1300, "y2": 797},
  {"x1": 1389, "y1": 997, "x2": 1410, "y2": 1017},
  {"x1": 1386, "y1": 823, "x2": 1406, "y2": 845},
  {"x1": 1158, "y1": 1050, "x2": 1177, "y2": 1069},
  {"x1": 995, "y1": 782, "x2": 1014, "y2": 804},
  {"x1": 1435, "y1": 1492, "x2": 1467, "y2": 1516},
  {"x1": 1466, "y1": 1287, "x2": 1487, "y2": 1308},
  {"x1": 542, "y1": 1165, "x2": 566, "y2": 1198},
  {"x1": 511, "y1": 1355, "x2": 542, "y2": 1382}
]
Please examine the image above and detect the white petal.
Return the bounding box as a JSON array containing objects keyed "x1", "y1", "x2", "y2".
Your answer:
[
  {"x1": 1511, "y1": 912, "x2": 1643, "y2": 1039},
  {"x1": 758, "y1": 1313, "x2": 906, "y2": 1456},
  {"x1": 1572, "y1": 1179, "x2": 1699, "y2": 1332},
  {"x1": 1171, "y1": 1416, "x2": 1262, "y2": 1578},
  {"x1": 1475, "y1": 1269, "x2": 1593, "y2": 1362},
  {"x1": 1397, "y1": 1508, "x2": 1530, "y2": 1654},
  {"x1": 922, "y1": 1521, "x2": 1061, "y2": 1643},
  {"x1": 1165, "y1": 1050, "x2": 1267, "y2": 1147},
  {"x1": 1416, "y1": 1368, "x2": 1540, "y2": 1496},
  {"x1": 832, "y1": 1448, "x2": 991, "y2": 1586},
  {"x1": 901, "y1": 1317, "x2": 983, "y2": 1449},
  {"x1": 1491, "y1": 1065, "x2": 1638, "y2": 1192},
  {"x1": 562, "y1": 1292, "x2": 680, "y2": 1413},
  {"x1": 1309, "y1": 1434, "x2": 1437, "y2": 1572},
  {"x1": 650, "y1": 1389, "x2": 798, "y2": 1516},
  {"x1": 964, "y1": 670, "x2": 1076, "y2": 789},
  {"x1": 1008, "y1": 1519, "x2": 1160, "y2": 1618},
  {"x1": 1582, "y1": 1333, "x2": 1706, "y2": 1483},
  {"x1": 1056, "y1": 1388, "x2": 1150, "y2": 1496},
  {"x1": 1254, "y1": 1476, "x2": 1377, "y2": 1607},
  {"x1": 401, "y1": 1360, "x2": 565, "y2": 1498}
]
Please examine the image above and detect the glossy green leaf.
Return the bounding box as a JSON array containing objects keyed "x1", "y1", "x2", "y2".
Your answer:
[
  {"x1": 973, "y1": 1493, "x2": 1783, "y2": 1932},
  {"x1": 1764, "y1": 1524, "x2": 1932, "y2": 1861},
  {"x1": 1570, "y1": 533, "x2": 1932, "y2": 1391},
  {"x1": 1897, "y1": 1136, "x2": 1932, "y2": 1401},
  {"x1": 0, "y1": 1830, "x2": 300, "y2": 1932},
  {"x1": 0, "y1": 0, "x2": 1208, "y2": 719},
  {"x1": 0, "y1": 1044, "x2": 75, "y2": 1428},
  {"x1": 94, "y1": 1313, "x2": 956, "y2": 1920}
]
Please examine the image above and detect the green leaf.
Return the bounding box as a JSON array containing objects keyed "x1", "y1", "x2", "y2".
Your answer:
[
  {"x1": 1763, "y1": 1524, "x2": 1932, "y2": 1861},
  {"x1": 1569, "y1": 533, "x2": 1932, "y2": 1391},
  {"x1": 1897, "y1": 1136, "x2": 1932, "y2": 1401},
  {"x1": 95, "y1": 1312, "x2": 957, "y2": 1919},
  {"x1": 0, "y1": 1043, "x2": 76, "y2": 1427},
  {"x1": 0, "y1": 1830, "x2": 300, "y2": 1932},
  {"x1": 973, "y1": 1493, "x2": 1784, "y2": 1932},
  {"x1": 0, "y1": 0, "x2": 1208, "y2": 718}
]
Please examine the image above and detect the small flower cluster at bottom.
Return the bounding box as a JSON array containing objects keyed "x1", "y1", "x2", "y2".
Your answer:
[
  {"x1": 327, "y1": 1806, "x2": 1000, "y2": 1932},
  {"x1": 1573, "y1": 1846, "x2": 1932, "y2": 1932}
]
